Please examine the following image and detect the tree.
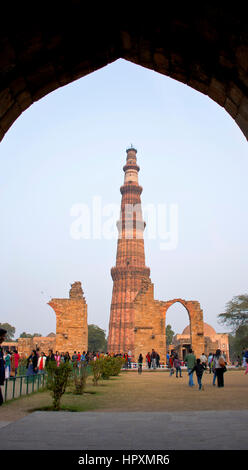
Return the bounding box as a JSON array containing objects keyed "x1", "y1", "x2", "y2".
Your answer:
[
  {"x1": 166, "y1": 324, "x2": 175, "y2": 347},
  {"x1": 19, "y1": 332, "x2": 42, "y2": 338},
  {"x1": 19, "y1": 332, "x2": 33, "y2": 338},
  {"x1": 0, "y1": 323, "x2": 16, "y2": 341},
  {"x1": 218, "y1": 295, "x2": 248, "y2": 332},
  {"x1": 88, "y1": 324, "x2": 107, "y2": 353}
]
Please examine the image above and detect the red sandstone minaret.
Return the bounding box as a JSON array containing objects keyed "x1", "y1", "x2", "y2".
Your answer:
[{"x1": 107, "y1": 146, "x2": 150, "y2": 354}]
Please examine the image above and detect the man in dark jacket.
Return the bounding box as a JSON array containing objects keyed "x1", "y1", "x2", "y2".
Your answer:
[{"x1": 0, "y1": 328, "x2": 7, "y2": 405}]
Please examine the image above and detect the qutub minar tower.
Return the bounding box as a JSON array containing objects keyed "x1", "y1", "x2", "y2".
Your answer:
[{"x1": 108, "y1": 146, "x2": 151, "y2": 354}]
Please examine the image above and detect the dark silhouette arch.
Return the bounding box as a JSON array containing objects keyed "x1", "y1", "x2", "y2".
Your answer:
[{"x1": 0, "y1": 5, "x2": 248, "y2": 141}]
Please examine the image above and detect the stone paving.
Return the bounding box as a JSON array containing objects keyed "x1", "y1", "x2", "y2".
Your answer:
[{"x1": 0, "y1": 410, "x2": 247, "y2": 450}]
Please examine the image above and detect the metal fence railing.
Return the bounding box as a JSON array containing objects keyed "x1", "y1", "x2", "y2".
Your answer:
[{"x1": 1, "y1": 373, "x2": 47, "y2": 403}]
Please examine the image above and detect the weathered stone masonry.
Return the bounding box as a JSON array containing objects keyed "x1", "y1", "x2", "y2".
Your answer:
[
  {"x1": 108, "y1": 148, "x2": 205, "y2": 361},
  {"x1": 48, "y1": 281, "x2": 88, "y2": 356}
]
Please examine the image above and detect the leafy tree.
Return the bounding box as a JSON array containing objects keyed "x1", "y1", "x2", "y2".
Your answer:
[
  {"x1": 228, "y1": 325, "x2": 248, "y2": 361},
  {"x1": 19, "y1": 332, "x2": 42, "y2": 338},
  {"x1": 166, "y1": 324, "x2": 175, "y2": 347},
  {"x1": 88, "y1": 324, "x2": 107, "y2": 353},
  {"x1": 218, "y1": 295, "x2": 248, "y2": 332},
  {"x1": 0, "y1": 323, "x2": 16, "y2": 341}
]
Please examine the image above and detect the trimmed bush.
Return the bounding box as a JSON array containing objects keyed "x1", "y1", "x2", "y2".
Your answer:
[
  {"x1": 46, "y1": 361, "x2": 72, "y2": 410},
  {"x1": 73, "y1": 363, "x2": 88, "y2": 394},
  {"x1": 90, "y1": 359, "x2": 103, "y2": 386}
]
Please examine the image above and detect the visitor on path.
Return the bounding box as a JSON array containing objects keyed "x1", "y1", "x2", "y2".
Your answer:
[
  {"x1": 208, "y1": 353, "x2": 213, "y2": 373},
  {"x1": 4, "y1": 350, "x2": 11, "y2": 379},
  {"x1": 174, "y1": 355, "x2": 182, "y2": 378},
  {"x1": 166, "y1": 351, "x2": 170, "y2": 367},
  {"x1": 27, "y1": 350, "x2": 38, "y2": 374},
  {"x1": 212, "y1": 354, "x2": 217, "y2": 385},
  {"x1": 123, "y1": 353, "x2": 128, "y2": 369},
  {"x1": 64, "y1": 352, "x2": 71, "y2": 362},
  {"x1": 46, "y1": 349, "x2": 55, "y2": 366},
  {"x1": 55, "y1": 351, "x2": 61, "y2": 367},
  {"x1": 200, "y1": 352, "x2": 207, "y2": 369},
  {"x1": 213, "y1": 349, "x2": 226, "y2": 387},
  {"x1": 169, "y1": 353, "x2": 174, "y2": 376},
  {"x1": 138, "y1": 354, "x2": 143, "y2": 374},
  {"x1": 72, "y1": 351, "x2": 78, "y2": 368},
  {"x1": 0, "y1": 328, "x2": 7, "y2": 406},
  {"x1": 146, "y1": 352, "x2": 151, "y2": 369},
  {"x1": 184, "y1": 349, "x2": 196, "y2": 387},
  {"x1": 244, "y1": 358, "x2": 248, "y2": 375},
  {"x1": 156, "y1": 352, "x2": 160, "y2": 368},
  {"x1": 128, "y1": 350, "x2": 132, "y2": 368},
  {"x1": 26, "y1": 358, "x2": 35, "y2": 377},
  {"x1": 190, "y1": 359, "x2": 205, "y2": 390},
  {"x1": 151, "y1": 349, "x2": 157, "y2": 369},
  {"x1": 38, "y1": 352, "x2": 46, "y2": 373},
  {"x1": 13, "y1": 349, "x2": 20, "y2": 376},
  {"x1": 10, "y1": 351, "x2": 16, "y2": 377}
]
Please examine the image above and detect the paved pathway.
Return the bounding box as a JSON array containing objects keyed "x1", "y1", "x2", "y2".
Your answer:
[{"x1": 0, "y1": 410, "x2": 247, "y2": 450}]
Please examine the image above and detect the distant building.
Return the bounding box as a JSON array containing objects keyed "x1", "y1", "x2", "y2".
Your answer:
[{"x1": 171, "y1": 322, "x2": 230, "y2": 362}]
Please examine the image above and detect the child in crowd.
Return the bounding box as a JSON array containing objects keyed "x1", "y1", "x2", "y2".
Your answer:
[{"x1": 190, "y1": 358, "x2": 205, "y2": 390}]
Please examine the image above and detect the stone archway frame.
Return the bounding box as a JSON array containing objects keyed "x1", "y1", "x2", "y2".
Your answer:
[
  {"x1": 163, "y1": 299, "x2": 205, "y2": 359},
  {"x1": 1, "y1": 7, "x2": 248, "y2": 141}
]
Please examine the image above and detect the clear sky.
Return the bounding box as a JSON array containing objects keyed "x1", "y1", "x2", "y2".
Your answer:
[{"x1": 0, "y1": 58, "x2": 247, "y2": 340}]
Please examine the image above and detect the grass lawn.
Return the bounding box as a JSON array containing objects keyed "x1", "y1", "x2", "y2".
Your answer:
[{"x1": 0, "y1": 369, "x2": 247, "y2": 422}]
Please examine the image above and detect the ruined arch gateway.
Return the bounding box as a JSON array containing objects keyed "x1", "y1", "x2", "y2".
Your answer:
[{"x1": 132, "y1": 279, "x2": 205, "y2": 363}]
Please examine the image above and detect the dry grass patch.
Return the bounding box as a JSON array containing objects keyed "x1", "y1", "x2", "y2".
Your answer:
[{"x1": 0, "y1": 370, "x2": 247, "y2": 421}]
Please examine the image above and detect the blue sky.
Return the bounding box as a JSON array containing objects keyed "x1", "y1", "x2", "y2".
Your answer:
[{"x1": 0, "y1": 58, "x2": 247, "y2": 340}]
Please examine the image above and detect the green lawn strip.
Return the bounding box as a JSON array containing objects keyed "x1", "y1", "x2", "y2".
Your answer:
[{"x1": 30, "y1": 374, "x2": 122, "y2": 413}]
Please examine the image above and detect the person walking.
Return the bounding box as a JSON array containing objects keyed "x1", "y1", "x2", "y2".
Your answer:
[
  {"x1": 190, "y1": 359, "x2": 205, "y2": 390},
  {"x1": 213, "y1": 349, "x2": 226, "y2": 388},
  {"x1": 212, "y1": 354, "x2": 217, "y2": 386},
  {"x1": 4, "y1": 350, "x2": 11, "y2": 379},
  {"x1": 200, "y1": 352, "x2": 207, "y2": 369},
  {"x1": 174, "y1": 354, "x2": 182, "y2": 378},
  {"x1": 46, "y1": 349, "x2": 55, "y2": 367},
  {"x1": 208, "y1": 353, "x2": 213, "y2": 373},
  {"x1": 156, "y1": 352, "x2": 160, "y2": 368},
  {"x1": 0, "y1": 328, "x2": 7, "y2": 406},
  {"x1": 138, "y1": 354, "x2": 143, "y2": 374},
  {"x1": 38, "y1": 352, "x2": 46, "y2": 373},
  {"x1": 184, "y1": 348, "x2": 196, "y2": 387},
  {"x1": 127, "y1": 350, "x2": 132, "y2": 369},
  {"x1": 169, "y1": 353, "x2": 174, "y2": 376},
  {"x1": 151, "y1": 349, "x2": 157, "y2": 369},
  {"x1": 146, "y1": 352, "x2": 151, "y2": 369},
  {"x1": 245, "y1": 358, "x2": 248, "y2": 375},
  {"x1": 13, "y1": 349, "x2": 20, "y2": 376}
]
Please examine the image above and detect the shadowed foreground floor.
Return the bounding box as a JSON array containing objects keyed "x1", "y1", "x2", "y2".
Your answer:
[{"x1": 0, "y1": 410, "x2": 247, "y2": 450}]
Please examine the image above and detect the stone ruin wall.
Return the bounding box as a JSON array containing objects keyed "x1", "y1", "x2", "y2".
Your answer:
[
  {"x1": 17, "y1": 336, "x2": 56, "y2": 357},
  {"x1": 48, "y1": 281, "x2": 88, "y2": 356}
]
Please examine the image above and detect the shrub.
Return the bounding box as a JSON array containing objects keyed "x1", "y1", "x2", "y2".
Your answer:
[
  {"x1": 90, "y1": 359, "x2": 103, "y2": 386},
  {"x1": 73, "y1": 363, "x2": 88, "y2": 394},
  {"x1": 100, "y1": 357, "x2": 113, "y2": 380},
  {"x1": 109, "y1": 357, "x2": 125, "y2": 376},
  {"x1": 46, "y1": 361, "x2": 72, "y2": 410}
]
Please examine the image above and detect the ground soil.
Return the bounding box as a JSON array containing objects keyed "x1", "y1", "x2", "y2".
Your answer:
[{"x1": 0, "y1": 369, "x2": 247, "y2": 422}]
